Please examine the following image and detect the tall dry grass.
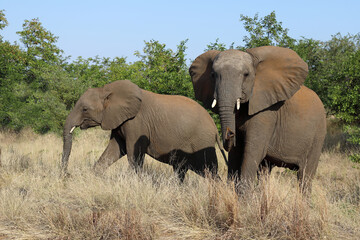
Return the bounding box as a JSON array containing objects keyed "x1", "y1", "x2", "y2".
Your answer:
[{"x1": 0, "y1": 127, "x2": 359, "y2": 239}]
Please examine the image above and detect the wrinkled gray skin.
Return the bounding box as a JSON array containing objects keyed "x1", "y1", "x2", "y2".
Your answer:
[
  {"x1": 190, "y1": 46, "x2": 326, "y2": 192},
  {"x1": 61, "y1": 80, "x2": 226, "y2": 182}
]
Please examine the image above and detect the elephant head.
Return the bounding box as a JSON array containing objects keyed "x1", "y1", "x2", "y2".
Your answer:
[
  {"x1": 61, "y1": 80, "x2": 142, "y2": 175},
  {"x1": 189, "y1": 46, "x2": 308, "y2": 151}
]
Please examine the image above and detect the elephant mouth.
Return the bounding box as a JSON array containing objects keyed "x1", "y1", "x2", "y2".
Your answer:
[
  {"x1": 241, "y1": 90, "x2": 249, "y2": 103},
  {"x1": 80, "y1": 119, "x2": 101, "y2": 130}
]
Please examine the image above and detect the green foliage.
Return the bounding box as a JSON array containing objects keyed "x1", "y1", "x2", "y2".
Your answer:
[
  {"x1": 349, "y1": 154, "x2": 360, "y2": 163},
  {"x1": 239, "y1": 11, "x2": 295, "y2": 49},
  {"x1": 326, "y1": 34, "x2": 360, "y2": 123},
  {"x1": 133, "y1": 39, "x2": 193, "y2": 98},
  {"x1": 17, "y1": 18, "x2": 63, "y2": 64},
  {"x1": 0, "y1": 17, "x2": 69, "y2": 133},
  {"x1": 107, "y1": 57, "x2": 143, "y2": 84},
  {"x1": 205, "y1": 38, "x2": 234, "y2": 51},
  {"x1": 0, "y1": 9, "x2": 8, "y2": 32},
  {"x1": 344, "y1": 125, "x2": 360, "y2": 145},
  {"x1": 0, "y1": 40, "x2": 28, "y2": 130},
  {"x1": 293, "y1": 38, "x2": 326, "y2": 101}
]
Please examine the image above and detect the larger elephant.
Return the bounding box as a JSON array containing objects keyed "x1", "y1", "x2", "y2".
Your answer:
[
  {"x1": 61, "y1": 80, "x2": 226, "y2": 182},
  {"x1": 189, "y1": 46, "x2": 326, "y2": 191}
]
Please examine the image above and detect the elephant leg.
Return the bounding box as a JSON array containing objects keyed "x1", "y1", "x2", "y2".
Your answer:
[
  {"x1": 257, "y1": 158, "x2": 273, "y2": 178},
  {"x1": 128, "y1": 151, "x2": 145, "y2": 174},
  {"x1": 93, "y1": 132, "x2": 126, "y2": 174},
  {"x1": 227, "y1": 146, "x2": 243, "y2": 182},
  {"x1": 126, "y1": 137, "x2": 148, "y2": 173},
  {"x1": 240, "y1": 142, "x2": 269, "y2": 186},
  {"x1": 297, "y1": 138, "x2": 322, "y2": 194},
  {"x1": 173, "y1": 163, "x2": 188, "y2": 183},
  {"x1": 297, "y1": 160, "x2": 318, "y2": 195},
  {"x1": 169, "y1": 152, "x2": 189, "y2": 182},
  {"x1": 204, "y1": 148, "x2": 219, "y2": 179},
  {"x1": 191, "y1": 148, "x2": 219, "y2": 179},
  {"x1": 239, "y1": 114, "x2": 275, "y2": 186}
]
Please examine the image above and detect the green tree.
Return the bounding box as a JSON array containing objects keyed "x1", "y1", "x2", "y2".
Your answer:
[
  {"x1": 0, "y1": 9, "x2": 8, "y2": 34},
  {"x1": 329, "y1": 43, "x2": 360, "y2": 161},
  {"x1": 239, "y1": 11, "x2": 295, "y2": 49},
  {"x1": 0, "y1": 10, "x2": 28, "y2": 130},
  {"x1": 17, "y1": 18, "x2": 63, "y2": 64},
  {"x1": 293, "y1": 38, "x2": 327, "y2": 103},
  {"x1": 205, "y1": 38, "x2": 234, "y2": 51},
  {"x1": 133, "y1": 39, "x2": 193, "y2": 98},
  {"x1": 325, "y1": 34, "x2": 360, "y2": 123},
  {"x1": 0, "y1": 17, "x2": 72, "y2": 133},
  {"x1": 66, "y1": 56, "x2": 109, "y2": 89},
  {"x1": 0, "y1": 41, "x2": 28, "y2": 129},
  {"x1": 107, "y1": 57, "x2": 144, "y2": 86}
]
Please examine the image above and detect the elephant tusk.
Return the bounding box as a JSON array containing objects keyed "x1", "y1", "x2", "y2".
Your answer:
[
  {"x1": 236, "y1": 98, "x2": 241, "y2": 110},
  {"x1": 70, "y1": 126, "x2": 76, "y2": 134},
  {"x1": 211, "y1": 99, "x2": 217, "y2": 108}
]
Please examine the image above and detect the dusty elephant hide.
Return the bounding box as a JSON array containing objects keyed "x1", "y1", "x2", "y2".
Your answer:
[{"x1": 61, "y1": 80, "x2": 227, "y2": 182}]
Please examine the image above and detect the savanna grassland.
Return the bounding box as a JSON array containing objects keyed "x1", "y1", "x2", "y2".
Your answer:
[{"x1": 0, "y1": 121, "x2": 359, "y2": 240}]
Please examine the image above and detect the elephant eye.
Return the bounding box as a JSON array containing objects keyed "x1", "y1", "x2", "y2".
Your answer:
[
  {"x1": 83, "y1": 107, "x2": 88, "y2": 112},
  {"x1": 244, "y1": 73, "x2": 249, "y2": 77}
]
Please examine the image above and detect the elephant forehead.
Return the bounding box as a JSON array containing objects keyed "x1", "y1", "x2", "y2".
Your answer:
[
  {"x1": 214, "y1": 50, "x2": 252, "y2": 69},
  {"x1": 79, "y1": 89, "x2": 101, "y2": 105}
]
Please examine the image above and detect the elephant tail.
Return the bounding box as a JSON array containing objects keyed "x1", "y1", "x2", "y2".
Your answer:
[{"x1": 216, "y1": 133, "x2": 228, "y2": 166}]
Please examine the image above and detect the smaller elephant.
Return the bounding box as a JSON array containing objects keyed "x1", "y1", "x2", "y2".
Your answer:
[{"x1": 61, "y1": 80, "x2": 226, "y2": 182}]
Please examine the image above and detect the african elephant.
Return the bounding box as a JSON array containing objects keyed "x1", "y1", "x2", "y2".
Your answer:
[
  {"x1": 189, "y1": 46, "x2": 326, "y2": 192},
  {"x1": 61, "y1": 80, "x2": 226, "y2": 182}
]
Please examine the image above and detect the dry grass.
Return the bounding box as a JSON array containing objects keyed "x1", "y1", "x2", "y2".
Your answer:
[{"x1": 0, "y1": 127, "x2": 359, "y2": 239}]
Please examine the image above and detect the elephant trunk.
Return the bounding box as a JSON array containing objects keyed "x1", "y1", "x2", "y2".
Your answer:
[
  {"x1": 61, "y1": 110, "x2": 78, "y2": 176},
  {"x1": 218, "y1": 104, "x2": 236, "y2": 152}
]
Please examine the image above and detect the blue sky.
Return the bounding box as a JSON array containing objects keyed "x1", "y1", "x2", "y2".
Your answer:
[{"x1": 2, "y1": 0, "x2": 359, "y2": 63}]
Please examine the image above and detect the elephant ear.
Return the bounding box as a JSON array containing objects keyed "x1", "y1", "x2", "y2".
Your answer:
[
  {"x1": 101, "y1": 80, "x2": 142, "y2": 130},
  {"x1": 246, "y1": 46, "x2": 308, "y2": 115},
  {"x1": 189, "y1": 50, "x2": 220, "y2": 110}
]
